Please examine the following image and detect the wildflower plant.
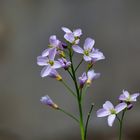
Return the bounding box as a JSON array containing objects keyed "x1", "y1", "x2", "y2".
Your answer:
[
  {"x1": 37, "y1": 27, "x2": 139, "y2": 140},
  {"x1": 97, "y1": 90, "x2": 139, "y2": 140}
]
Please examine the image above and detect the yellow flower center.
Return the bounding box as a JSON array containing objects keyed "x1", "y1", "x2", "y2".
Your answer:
[
  {"x1": 49, "y1": 60, "x2": 54, "y2": 66},
  {"x1": 84, "y1": 50, "x2": 89, "y2": 56},
  {"x1": 110, "y1": 109, "x2": 116, "y2": 114}
]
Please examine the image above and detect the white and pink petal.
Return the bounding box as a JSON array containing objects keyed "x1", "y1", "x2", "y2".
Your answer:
[
  {"x1": 115, "y1": 103, "x2": 127, "y2": 114},
  {"x1": 97, "y1": 108, "x2": 110, "y2": 117},
  {"x1": 61, "y1": 27, "x2": 72, "y2": 33},
  {"x1": 130, "y1": 93, "x2": 140, "y2": 101},
  {"x1": 42, "y1": 48, "x2": 50, "y2": 57},
  {"x1": 84, "y1": 38, "x2": 95, "y2": 50},
  {"x1": 119, "y1": 94, "x2": 126, "y2": 101},
  {"x1": 103, "y1": 101, "x2": 114, "y2": 110},
  {"x1": 49, "y1": 48, "x2": 57, "y2": 60},
  {"x1": 72, "y1": 45, "x2": 84, "y2": 54},
  {"x1": 123, "y1": 90, "x2": 130, "y2": 98},
  {"x1": 37, "y1": 56, "x2": 48, "y2": 66},
  {"x1": 52, "y1": 61, "x2": 62, "y2": 69},
  {"x1": 73, "y1": 29, "x2": 82, "y2": 37},
  {"x1": 83, "y1": 55, "x2": 92, "y2": 61},
  {"x1": 41, "y1": 66, "x2": 52, "y2": 77},
  {"x1": 107, "y1": 114, "x2": 116, "y2": 127},
  {"x1": 64, "y1": 33, "x2": 75, "y2": 43}
]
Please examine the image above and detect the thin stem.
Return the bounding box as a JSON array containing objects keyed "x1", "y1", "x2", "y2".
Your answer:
[
  {"x1": 86, "y1": 63, "x2": 93, "y2": 72},
  {"x1": 61, "y1": 80, "x2": 77, "y2": 98},
  {"x1": 68, "y1": 47, "x2": 80, "y2": 97},
  {"x1": 75, "y1": 59, "x2": 83, "y2": 72},
  {"x1": 59, "y1": 108, "x2": 79, "y2": 123},
  {"x1": 116, "y1": 115, "x2": 121, "y2": 123},
  {"x1": 81, "y1": 85, "x2": 88, "y2": 103},
  {"x1": 119, "y1": 109, "x2": 126, "y2": 140},
  {"x1": 67, "y1": 69, "x2": 74, "y2": 80},
  {"x1": 84, "y1": 103, "x2": 94, "y2": 140},
  {"x1": 68, "y1": 46, "x2": 85, "y2": 140},
  {"x1": 78, "y1": 100, "x2": 85, "y2": 140},
  {"x1": 79, "y1": 88, "x2": 83, "y2": 101}
]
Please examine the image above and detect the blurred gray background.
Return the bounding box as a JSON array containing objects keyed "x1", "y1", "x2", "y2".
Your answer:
[{"x1": 0, "y1": 0, "x2": 140, "y2": 140}]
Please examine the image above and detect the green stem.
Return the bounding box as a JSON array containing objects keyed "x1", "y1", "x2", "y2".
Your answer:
[
  {"x1": 61, "y1": 80, "x2": 77, "y2": 97},
  {"x1": 119, "y1": 110, "x2": 126, "y2": 140},
  {"x1": 68, "y1": 47, "x2": 85, "y2": 140},
  {"x1": 59, "y1": 108, "x2": 79, "y2": 123},
  {"x1": 67, "y1": 69, "x2": 74, "y2": 80},
  {"x1": 68, "y1": 47, "x2": 80, "y2": 97},
  {"x1": 78, "y1": 100, "x2": 85, "y2": 140},
  {"x1": 84, "y1": 103, "x2": 94, "y2": 140},
  {"x1": 81, "y1": 85, "x2": 88, "y2": 103},
  {"x1": 86, "y1": 63, "x2": 93, "y2": 72},
  {"x1": 75, "y1": 59, "x2": 83, "y2": 72}
]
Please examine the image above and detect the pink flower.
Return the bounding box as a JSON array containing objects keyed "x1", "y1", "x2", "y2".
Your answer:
[
  {"x1": 37, "y1": 48, "x2": 62, "y2": 77},
  {"x1": 72, "y1": 38, "x2": 105, "y2": 62},
  {"x1": 78, "y1": 70, "x2": 100, "y2": 88},
  {"x1": 119, "y1": 90, "x2": 140, "y2": 102},
  {"x1": 97, "y1": 101, "x2": 127, "y2": 127},
  {"x1": 62, "y1": 27, "x2": 82, "y2": 44}
]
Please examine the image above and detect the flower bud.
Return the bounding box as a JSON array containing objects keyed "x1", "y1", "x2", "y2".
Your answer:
[{"x1": 40, "y1": 95, "x2": 59, "y2": 109}]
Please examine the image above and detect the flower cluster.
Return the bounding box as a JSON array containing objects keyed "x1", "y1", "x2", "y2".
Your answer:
[
  {"x1": 37, "y1": 26, "x2": 105, "y2": 114},
  {"x1": 37, "y1": 27, "x2": 104, "y2": 82},
  {"x1": 37, "y1": 27, "x2": 139, "y2": 140},
  {"x1": 97, "y1": 90, "x2": 139, "y2": 127}
]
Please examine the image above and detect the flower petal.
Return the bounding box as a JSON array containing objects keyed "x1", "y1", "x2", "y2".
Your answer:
[
  {"x1": 123, "y1": 90, "x2": 130, "y2": 98},
  {"x1": 130, "y1": 93, "x2": 140, "y2": 101},
  {"x1": 84, "y1": 38, "x2": 95, "y2": 50},
  {"x1": 41, "y1": 66, "x2": 52, "y2": 77},
  {"x1": 72, "y1": 45, "x2": 84, "y2": 54},
  {"x1": 37, "y1": 56, "x2": 48, "y2": 66},
  {"x1": 40, "y1": 95, "x2": 54, "y2": 106},
  {"x1": 61, "y1": 27, "x2": 72, "y2": 33},
  {"x1": 49, "y1": 35, "x2": 57, "y2": 45},
  {"x1": 42, "y1": 48, "x2": 50, "y2": 57},
  {"x1": 119, "y1": 94, "x2": 126, "y2": 101},
  {"x1": 49, "y1": 69, "x2": 58, "y2": 78},
  {"x1": 103, "y1": 101, "x2": 114, "y2": 110},
  {"x1": 87, "y1": 70, "x2": 100, "y2": 80},
  {"x1": 83, "y1": 55, "x2": 92, "y2": 61},
  {"x1": 73, "y1": 29, "x2": 82, "y2": 37},
  {"x1": 87, "y1": 70, "x2": 94, "y2": 79},
  {"x1": 49, "y1": 48, "x2": 56, "y2": 60},
  {"x1": 49, "y1": 35, "x2": 60, "y2": 47},
  {"x1": 90, "y1": 51, "x2": 105, "y2": 62},
  {"x1": 97, "y1": 108, "x2": 110, "y2": 117},
  {"x1": 108, "y1": 114, "x2": 116, "y2": 127},
  {"x1": 78, "y1": 72, "x2": 88, "y2": 87},
  {"x1": 115, "y1": 103, "x2": 127, "y2": 114},
  {"x1": 64, "y1": 33, "x2": 75, "y2": 43},
  {"x1": 52, "y1": 61, "x2": 62, "y2": 69}
]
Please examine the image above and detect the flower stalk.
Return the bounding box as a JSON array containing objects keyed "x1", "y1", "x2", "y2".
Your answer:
[
  {"x1": 68, "y1": 45, "x2": 85, "y2": 140},
  {"x1": 118, "y1": 109, "x2": 126, "y2": 140},
  {"x1": 61, "y1": 80, "x2": 77, "y2": 98},
  {"x1": 36, "y1": 27, "x2": 140, "y2": 140},
  {"x1": 58, "y1": 108, "x2": 79, "y2": 123},
  {"x1": 84, "y1": 103, "x2": 94, "y2": 140}
]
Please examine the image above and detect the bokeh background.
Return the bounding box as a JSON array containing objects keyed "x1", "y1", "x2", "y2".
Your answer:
[{"x1": 0, "y1": 0, "x2": 140, "y2": 140}]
